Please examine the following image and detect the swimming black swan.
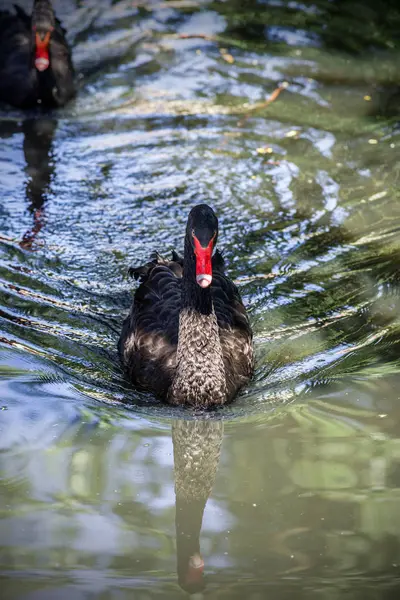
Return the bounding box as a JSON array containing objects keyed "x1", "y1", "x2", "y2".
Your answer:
[
  {"x1": 118, "y1": 204, "x2": 254, "y2": 407},
  {"x1": 173, "y1": 418, "x2": 223, "y2": 593},
  {"x1": 0, "y1": 0, "x2": 75, "y2": 108}
]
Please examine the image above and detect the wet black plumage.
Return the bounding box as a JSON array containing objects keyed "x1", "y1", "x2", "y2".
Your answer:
[
  {"x1": 0, "y1": 0, "x2": 75, "y2": 108},
  {"x1": 118, "y1": 204, "x2": 254, "y2": 407}
]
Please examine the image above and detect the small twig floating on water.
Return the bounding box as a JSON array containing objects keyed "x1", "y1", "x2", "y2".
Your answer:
[
  {"x1": 238, "y1": 82, "x2": 288, "y2": 126},
  {"x1": 234, "y1": 273, "x2": 276, "y2": 284},
  {"x1": 133, "y1": 1, "x2": 201, "y2": 8},
  {"x1": 163, "y1": 31, "x2": 256, "y2": 51},
  {"x1": 176, "y1": 33, "x2": 217, "y2": 42}
]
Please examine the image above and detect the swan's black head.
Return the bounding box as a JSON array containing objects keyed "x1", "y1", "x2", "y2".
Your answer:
[
  {"x1": 32, "y1": 0, "x2": 56, "y2": 72},
  {"x1": 186, "y1": 204, "x2": 218, "y2": 288}
]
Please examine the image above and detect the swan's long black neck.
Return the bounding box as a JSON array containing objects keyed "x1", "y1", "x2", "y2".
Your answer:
[
  {"x1": 30, "y1": 0, "x2": 57, "y2": 105},
  {"x1": 168, "y1": 235, "x2": 227, "y2": 407}
]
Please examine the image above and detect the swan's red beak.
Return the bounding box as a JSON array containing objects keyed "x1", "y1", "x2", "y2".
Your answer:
[
  {"x1": 185, "y1": 553, "x2": 204, "y2": 585},
  {"x1": 193, "y1": 234, "x2": 214, "y2": 288},
  {"x1": 34, "y1": 30, "x2": 52, "y2": 72}
]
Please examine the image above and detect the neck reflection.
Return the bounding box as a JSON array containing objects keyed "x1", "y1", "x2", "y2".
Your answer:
[
  {"x1": 20, "y1": 117, "x2": 57, "y2": 250},
  {"x1": 172, "y1": 418, "x2": 224, "y2": 595}
]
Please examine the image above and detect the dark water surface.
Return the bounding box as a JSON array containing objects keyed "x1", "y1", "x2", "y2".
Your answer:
[{"x1": 1, "y1": 0, "x2": 400, "y2": 598}]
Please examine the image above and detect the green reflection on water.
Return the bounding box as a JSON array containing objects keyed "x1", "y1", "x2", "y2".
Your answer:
[{"x1": 1, "y1": 397, "x2": 400, "y2": 598}]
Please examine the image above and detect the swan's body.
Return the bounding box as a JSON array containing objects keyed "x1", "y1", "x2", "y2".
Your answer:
[
  {"x1": 0, "y1": 0, "x2": 75, "y2": 108},
  {"x1": 118, "y1": 205, "x2": 253, "y2": 407}
]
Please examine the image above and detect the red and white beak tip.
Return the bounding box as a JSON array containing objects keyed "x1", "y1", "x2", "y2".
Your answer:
[
  {"x1": 35, "y1": 57, "x2": 50, "y2": 71},
  {"x1": 196, "y1": 274, "x2": 212, "y2": 288}
]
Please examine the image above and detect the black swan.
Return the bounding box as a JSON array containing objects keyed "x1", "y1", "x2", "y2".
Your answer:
[
  {"x1": 118, "y1": 204, "x2": 254, "y2": 407},
  {"x1": 172, "y1": 418, "x2": 223, "y2": 593},
  {"x1": 0, "y1": 0, "x2": 75, "y2": 108}
]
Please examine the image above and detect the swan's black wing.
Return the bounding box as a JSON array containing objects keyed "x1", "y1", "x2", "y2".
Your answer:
[
  {"x1": 46, "y1": 16, "x2": 75, "y2": 107},
  {"x1": 118, "y1": 252, "x2": 183, "y2": 399},
  {"x1": 211, "y1": 251, "x2": 254, "y2": 399}
]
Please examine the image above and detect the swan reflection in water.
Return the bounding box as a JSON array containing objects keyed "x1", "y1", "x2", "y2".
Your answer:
[
  {"x1": 172, "y1": 418, "x2": 224, "y2": 595},
  {"x1": 20, "y1": 117, "x2": 57, "y2": 249}
]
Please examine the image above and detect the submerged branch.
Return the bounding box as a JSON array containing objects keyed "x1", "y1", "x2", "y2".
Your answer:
[
  {"x1": 176, "y1": 33, "x2": 217, "y2": 42},
  {"x1": 161, "y1": 32, "x2": 253, "y2": 50},
  {"x1": 133, "y1": 1, "x2": 201, "y2": 8},
  {"x1": 238, "y1": 82, "x2": 288, "y2": 126}
]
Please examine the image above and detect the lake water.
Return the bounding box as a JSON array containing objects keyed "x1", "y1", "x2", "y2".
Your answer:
[{"x1": 0, "y1": 0, "x2": 400, "y2": 598}]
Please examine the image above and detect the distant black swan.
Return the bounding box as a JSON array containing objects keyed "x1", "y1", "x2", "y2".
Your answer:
[
  {"x1": 118, "y1": 204, "x2": 254, "y2": 407},
  {"x1": 0, "y1": 0, "x2": 75, "y2": 108}
]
